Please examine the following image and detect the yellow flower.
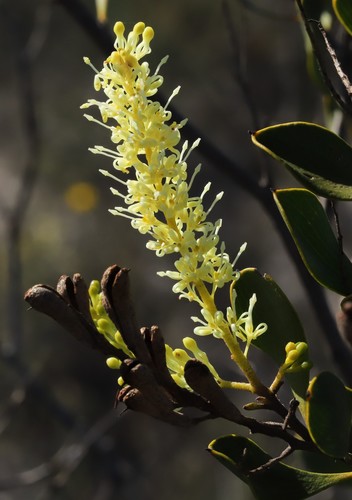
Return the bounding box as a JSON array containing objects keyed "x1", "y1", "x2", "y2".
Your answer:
[
  {"x1": 226, "y1": 290, "x2": 267, "y2": 357},
  {"x1": 82, "y1": 21, "x2": 240, "y2": 314},
  {"x1": 82, "y1": 21, "x2": 267, "y2": 383},
  {"x1": 283, "y1": 341, "x2": 310, "y2": 372}
]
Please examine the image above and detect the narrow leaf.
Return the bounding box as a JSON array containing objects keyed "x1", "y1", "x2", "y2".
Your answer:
[
  {"x1": 273, "y1": 188, "x2": 352, "y2": 295},
  {"x1": 208, "y1": 435, "x2": 352, "y2": 500},
  {"x1": 252, "y1": 122, "x2": 352, "y2": 200}
]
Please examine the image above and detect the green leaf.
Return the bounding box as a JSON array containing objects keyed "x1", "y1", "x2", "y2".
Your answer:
[
  {"x1": 251, "y1": 122, "x2": 352, "y2": 200},
  {"x1": 235, "y1": 268, "x2": 309, "y2": 402},
  {"x1": 208, "y1": 435, "x2": 352, "y2": 500},
  {"x1": 333, "y1": 0, "x2": 352, "y2": 36},
  {"x1": 306, "y1": 371, "x2": 352, "y2": 457},
  {"x1": 273, "y1": 188, "x2": 352, "y2": 295}
]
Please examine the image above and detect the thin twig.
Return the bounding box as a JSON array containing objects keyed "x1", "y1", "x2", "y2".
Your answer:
[
  {"x1": 248, "y1": 445, "x2": 293, "y2": 474},
  {"x1": 295, "y1": 0, "x2": 352, "y2": 116},
  {"x1": 316, "y1": 22, "x2": 352, "y2": 97},
  {"x1": 282, "y1": 399, "x2": 299, "y2": 431},
  {"x1": 330, "y1": 201, "x2": 344, "y2": 253}
]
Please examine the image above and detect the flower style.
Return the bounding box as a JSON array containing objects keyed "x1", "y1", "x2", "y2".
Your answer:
[{"x1": 82, "y1": 21, "x2": 268, "y2": 391}]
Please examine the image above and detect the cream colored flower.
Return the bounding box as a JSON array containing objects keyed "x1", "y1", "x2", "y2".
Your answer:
[
  {"x1": 226, "y1": 292, "x2": 268, "y2": 357},
  {"x1": 82, "y1": 21, "x2": 267, "y2": 379}
]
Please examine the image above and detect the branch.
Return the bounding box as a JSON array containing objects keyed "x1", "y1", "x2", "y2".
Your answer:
[
  {"x1": 249, "y1": 445, "x2": 293, "y2": 474},
  {"x1": 295, "y1": 0, "x2": 352, "y2": 116},
  {"x1": 184, "y1": 360, "x2": 313, "y2": 449}
]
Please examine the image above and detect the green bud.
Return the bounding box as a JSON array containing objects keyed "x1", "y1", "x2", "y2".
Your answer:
[
  {"x1": 183, "y1": 337, "x2": 197, "y2": 351},
  {"x1": 286, "y1": 350, "x2": 299, "y2": 363},
  {"x1": 106, "y1": 357, "x2": 121, "y2": 369},
  {"x1": 285, "y1": 342, "x2": 296, "y2": 353},
  {"x1": 96, "y1": 303, "x2": 106, "y2": 316},
  {"x1": 89, "y1": 280, "x2": 101, "y2": 296},
  {"x1": 171, "y1": 373, "x2": 187, "y2": 388},
  {"x1": 97, "y1": 318, "x2": 112, "y2": 332},
  {"x1": 214, "y1": 310, "x2": 224, "y2": 324},
  {"x1": 173, "y1": 348, "x2": 191, "y2": 365},
  {"x1": 295, "y1": 342, "x2": 308, "y2": 354},
  {"x1": 301, "y1": 361, "x2": 312, "y2": 371},
  {"x1": 114, "y1": 331, "x2": 124, "y2": 344}
]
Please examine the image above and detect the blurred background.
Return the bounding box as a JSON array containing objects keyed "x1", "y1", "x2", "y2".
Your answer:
[{"x1": 1, "y1": 0, "x2": 351, "y2": 498}]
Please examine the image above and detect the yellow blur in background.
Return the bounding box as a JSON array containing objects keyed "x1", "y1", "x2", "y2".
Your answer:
[{"x1": 64, "y1": 181, "x2": 99, "y2": 213}]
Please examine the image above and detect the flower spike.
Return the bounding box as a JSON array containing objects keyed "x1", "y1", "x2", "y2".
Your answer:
[{"x1": 82, "y1": 21, "x2": 267, "y2": 393}]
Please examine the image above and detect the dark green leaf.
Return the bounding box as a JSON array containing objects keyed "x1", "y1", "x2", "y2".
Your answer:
[
  {"x1": 209, "y1": 435, "x2": 352, "y2": 500},
  {"x1": 273, "y1": 188, "x2": 352, "y2": 295},
  {"x1": 333, "y1": 0, "x2": 352, "y2": 36},
  {"x1": 306, "y1": 371, "x2": 352, "y2": 457},
  {"x1": 235, "y1": 268, "x2": 309, "y2": 402},
  {"x1": 208, "y1": 435, "x2": 352, "y2": 500},
  {"x1": 251, "y1": 122, "x2": 352, "y2": 200}
]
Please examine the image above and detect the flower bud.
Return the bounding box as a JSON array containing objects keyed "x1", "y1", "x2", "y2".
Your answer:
[{"x1": 106, "y1": 357, "x2": 121, "y2": 369}]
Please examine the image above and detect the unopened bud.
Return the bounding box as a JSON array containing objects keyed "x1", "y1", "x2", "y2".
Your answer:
[{"x1": 106, "y1": 357, "x2": 121, "y2": 369}]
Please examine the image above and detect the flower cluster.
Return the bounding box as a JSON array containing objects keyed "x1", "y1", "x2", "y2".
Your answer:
[
  {"x1": 82, "y1": 21, "x2": 268, "y2": 387},
  {"x1": 165, "y1": 336, "x2": 221, "y2": 388},
  {"x1": 82, "y1": 21, "x2": 238, "y2": 306},
  {"x1": 282, "y1": 342, "x2": 310, "y2": 373},
  {"x1": 269, "y1": 341, "x2": 310, "y2": 393}
]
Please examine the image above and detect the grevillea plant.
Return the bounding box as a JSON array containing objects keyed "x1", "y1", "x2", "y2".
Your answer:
[{"x1": 25, "y1": 2, "x2": 352, "y2": 498}]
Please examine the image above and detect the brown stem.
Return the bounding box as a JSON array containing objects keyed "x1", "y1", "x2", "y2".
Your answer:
[{"x1": 184, "y1": 360, "x2": 313, "y2": 449}]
